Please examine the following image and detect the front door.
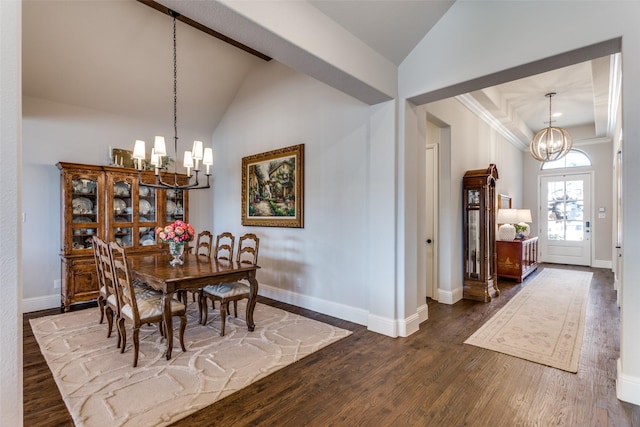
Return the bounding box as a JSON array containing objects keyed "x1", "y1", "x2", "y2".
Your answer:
[{"x1": 539, "y1": 173, "x2": 592, "y2": 265}]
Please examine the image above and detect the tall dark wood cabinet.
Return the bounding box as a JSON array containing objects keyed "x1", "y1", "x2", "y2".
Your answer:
[
  {"x1": 462, "y1": 164, "x2": 499, "y2": 302},
  {"x1": 58, "y1": 162, "x2": 189, "y2": 311}
]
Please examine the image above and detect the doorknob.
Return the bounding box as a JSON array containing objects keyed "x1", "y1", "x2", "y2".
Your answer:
[{"x1": 426, "y1": 239, "x2": 432, "y2": 244}]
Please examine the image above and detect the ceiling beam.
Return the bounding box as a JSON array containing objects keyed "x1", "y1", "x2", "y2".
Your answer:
[{"x1": 137, "y1": 0, "x2": 271, "y2": 62}]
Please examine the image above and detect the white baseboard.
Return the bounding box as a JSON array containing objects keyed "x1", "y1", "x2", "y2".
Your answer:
[
  {"x1": 418, "y1": 303, "x2": 429, "y2": 324},
  {"x1": 593, "y1": 259, "x2": 613, "y2": 269},
  {"x1": 617, "y1": 358, "x2": 640, "y2": 405},
  {"x1": 259, "y1": 283, "x2": 417, "y2": 338},
  {"x1": 22, "y1": 294, "x2": 61, "y2": 314},
  {"x1": 258, "y1": 283, "x2": 369, "y2": 326},
  {"x1": 438, "y1": 287, "x2": 463, "y2": 305}
]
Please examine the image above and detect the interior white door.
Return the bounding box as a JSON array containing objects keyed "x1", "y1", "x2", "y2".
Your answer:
[
  {"x1": 539, "y1": 173, "x2": 592, "y2": 265},
  {"x1": 425, "y1": 144, "x2": 438, "y2": 300}
]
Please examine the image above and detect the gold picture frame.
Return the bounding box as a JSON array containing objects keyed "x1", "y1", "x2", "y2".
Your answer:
[
  {"x1": 498, "y1": 194, "x2": 512, "y2": 209},
  {"x1": 242, "y1": 144, "x2": 304, "y2": 228}
]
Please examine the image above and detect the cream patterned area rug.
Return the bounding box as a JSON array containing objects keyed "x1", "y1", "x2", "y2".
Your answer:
[
  {"x1": 464, "y1": 268, "x2": 592, "y2": 373},
  {"x1": 30, "y1": 301, "x2": 351, "y2": 426}
]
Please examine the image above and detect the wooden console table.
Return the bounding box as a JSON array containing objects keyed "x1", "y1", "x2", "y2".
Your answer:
[{"x1": 497, "y1": 236, "x2": 538, "y2": 282}]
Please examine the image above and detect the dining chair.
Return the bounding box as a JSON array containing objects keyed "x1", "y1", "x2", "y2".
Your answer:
[
  {"x1": 197, "y1": 231, "x2": 236, "y2": 323},
  {"x1": 193, "y1": 230, "x2": 213, "y2": 257},
  {"x1": 179, "y1": 230, "x2": 215, "y2": 303},
  {"x1": 93, "y1": 236, "x2": 116, "y2": 337},
  {"x1": 199, "y1": 233, "x2": 259, "y2": 336},
  {"x1": 93, "y1": 236, "x2": 107, "y2": 325},
  {"x1": 109, "y1": 241, "x2": 187, "y2": 367},
  {"x1": 214, "y1": 232, "x2": 235, "y2": 262}
]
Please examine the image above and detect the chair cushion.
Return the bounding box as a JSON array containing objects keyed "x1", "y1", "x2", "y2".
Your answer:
[
  {"x1": 100, "y1": 286, "x2": 107, "y2": 297},
  {"x1": 203, "y1": 282, "x2": 250, "y2": 298},
  {"x1": 107, "y1": 294, "x2": 117, "y2": 307},
  {"x1": 121, "y1": 298, "x2": 186, "y2": 322}
]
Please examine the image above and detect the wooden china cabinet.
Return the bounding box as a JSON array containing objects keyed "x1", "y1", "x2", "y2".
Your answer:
[
  {"x1": 462, "y1": 164, "x2": 499, "y2": 302},
  {"x1": 58, "y1": 162, "x2": 189, "y2": 311}
]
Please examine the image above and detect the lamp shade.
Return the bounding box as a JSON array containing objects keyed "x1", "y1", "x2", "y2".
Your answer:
[
  {"x1": 517, "y1": 209, "x2": 532, "y2": 223},
  {"x1": 183, "y1": 151, "x2": 194, "y2": 168},
  {"x1": 191, "y1": 140, "x2": 204, "y2": 161},
  {"x1": 154, "y1": 136, "x2": 167, "y2": 157},
  {"x1": 132, "y1": 140, "x2": 146, "y2": 160},
  {"x1": 497, "y1": 208, "x2": 519, "y2": 225}
]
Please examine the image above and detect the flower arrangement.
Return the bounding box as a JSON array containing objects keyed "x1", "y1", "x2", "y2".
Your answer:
[{"x1": 156, "y1": 220, "x2": 195, "y2": 245}]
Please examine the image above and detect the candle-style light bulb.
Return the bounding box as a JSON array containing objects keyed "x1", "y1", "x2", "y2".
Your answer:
[
  {"x1": 203, "y1": 147, "x2": 213, "y2": 175},
  {"x1": 183, "y1": 151, "x2": 193, "y2": 177}
]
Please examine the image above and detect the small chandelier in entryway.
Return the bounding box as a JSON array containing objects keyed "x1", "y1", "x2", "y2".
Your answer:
[{"x1": 529, "y1": 92, "x2": 573, "y2": 162}]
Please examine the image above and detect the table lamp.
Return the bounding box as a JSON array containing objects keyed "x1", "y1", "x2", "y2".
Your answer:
[
  {"x1": 516, "y1": 209, "x2": 532, "y2": 238},
  {"x1": 496, "y1": 208, "x2": 519, "y2": 240}
]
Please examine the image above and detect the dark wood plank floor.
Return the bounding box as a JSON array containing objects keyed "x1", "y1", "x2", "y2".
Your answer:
[{"x1": 24, "y1": 264, "x2": 640, "y2": 426}]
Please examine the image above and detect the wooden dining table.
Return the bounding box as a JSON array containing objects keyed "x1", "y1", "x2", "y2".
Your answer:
[{"x1": 128, "y1": 252, "x2": 260, "y2": 359}]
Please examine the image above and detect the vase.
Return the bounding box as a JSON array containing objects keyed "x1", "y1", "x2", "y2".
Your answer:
[{"x1": 169, "y1": 242, "x2": 185, "y2": 266}]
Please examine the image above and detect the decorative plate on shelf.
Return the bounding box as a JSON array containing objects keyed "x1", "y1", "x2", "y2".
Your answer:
[
  {"x1": 140, "y1": 234, "x2": 155, "y2": 246},
  {"x1": 139, "y1": 199, "x2": 152, "y2": 215},
  {"x1": 121, "y1": 234, "x2": 132, "y2": 246},
  {"x1": 139, "y1": 216, "x2": 150, "y2": 232},
  {"x1": 114, "y1": 182, "x2": 130, "y2": 197},
  {"x1": 72, "y1": 216, "x2": 92, "y2": 224},
  {"x1": 114, "y1": 198, "x2": 127, "y2": 213},
  {"x1": 166, "y1": 200, "x2": 177, "y2": 215},
  {"x1": 166, "y1": 189, "x2": 176, "y2": 199},
  {"x1": 72, "y1": 197, "x2": 93, "y2": 214},
  {"x1": 139, "y1": 186, "x2": 150, "y2": 197}
]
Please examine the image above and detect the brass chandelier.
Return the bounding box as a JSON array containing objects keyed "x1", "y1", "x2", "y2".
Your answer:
[
  {"x1": 529, "y1": 92, "x2": 573, "y2": 162},
  {"x1": 132, "y1": 9, "x2": 212, "y2": 190}
]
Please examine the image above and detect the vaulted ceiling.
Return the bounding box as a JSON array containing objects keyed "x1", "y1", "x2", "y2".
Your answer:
[{"x1": 22, "y1": 0, "x2": 616, "y2": 147}]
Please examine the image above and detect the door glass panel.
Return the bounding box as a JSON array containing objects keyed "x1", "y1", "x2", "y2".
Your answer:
[{"x1": 547, "y1": 179, "x2": 584, "y2": 241}]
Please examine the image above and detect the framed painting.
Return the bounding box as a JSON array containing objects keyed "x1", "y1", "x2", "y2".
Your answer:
[
  {"x1": 242, "y1": 144, "x2": 304, "y2": 228},
  {"x1": 498, "y1": 194, "x2": 512, "y2": 209}
]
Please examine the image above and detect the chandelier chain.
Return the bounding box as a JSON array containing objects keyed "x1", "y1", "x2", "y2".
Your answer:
[
  {"x1": 173, "y1": 12, "x2": 178, "y2": 175},
  {"x1": 136, "y1": 9, "x2": 211, "y2": 190}
]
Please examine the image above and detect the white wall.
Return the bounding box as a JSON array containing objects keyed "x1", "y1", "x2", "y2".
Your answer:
[
  {"x1": 399, "y1": 0, "x2": 640, "y2": 406},
  {"x1": 21, "y1": 96, "x2": 213, "y2": 311},
  {"x1": 414, "y1": 98, "x2": 523, "y2": 304},
  {"x1": 211, "y1": 60, "x2": 399, "y2": 333},
  {"x1": 1, "y1": 0, "x2": 23, "y2": 424}
]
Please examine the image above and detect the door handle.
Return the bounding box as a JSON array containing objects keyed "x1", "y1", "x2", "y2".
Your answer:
[{"x1": 426, "y1": 239, "x2": 432, "y2": 244}]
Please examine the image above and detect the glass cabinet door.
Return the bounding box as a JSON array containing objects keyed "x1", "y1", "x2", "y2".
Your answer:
[
  {"x1": 112, "y1": 179, "x2": 133, "y2": 248},
  {"x1": 165, "y1": 189, "x2": 185, "y2": 222},
  {"x1": 70, "y1": 177, "x2": 99, "y2": 251},
  {"x1": 465, "y1": 189, "x2": 481, "y2": 279},
  {"x1": 138, "y1": 185, "x2": 157, "y2": 247}
]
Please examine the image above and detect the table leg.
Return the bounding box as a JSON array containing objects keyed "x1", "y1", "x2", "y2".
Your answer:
[
  {"x1": 163, "y1": 291, "x2": 174, "y2": 360},
  {"x1": 246, "y1": 273, "x2": 258, "y2": 332}
]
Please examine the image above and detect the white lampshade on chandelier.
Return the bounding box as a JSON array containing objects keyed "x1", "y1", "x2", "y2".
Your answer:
[
  {"x1": 529, "y1": 92, "x2": 573, "y2": 162},
  {"x1": 133, "y1": 10, "x2": 212, "y2": 190}
]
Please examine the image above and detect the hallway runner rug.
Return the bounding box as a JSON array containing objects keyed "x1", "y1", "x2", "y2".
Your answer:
[
  {"x1": 464, "y1": 268, "x2": 592, "y2": 373},
  {"x1": 30, "y1": 301, "x2": 351, "y2": 426}
]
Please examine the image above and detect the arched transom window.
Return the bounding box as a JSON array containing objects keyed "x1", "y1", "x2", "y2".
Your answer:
[{"x1": 541, "y1": 149, "x2": 592, "y2": 170}]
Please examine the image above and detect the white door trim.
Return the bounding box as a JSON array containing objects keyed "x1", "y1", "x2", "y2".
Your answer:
[{"x1": 538, "y1": 171, "x2": 594, "y2": 266}]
